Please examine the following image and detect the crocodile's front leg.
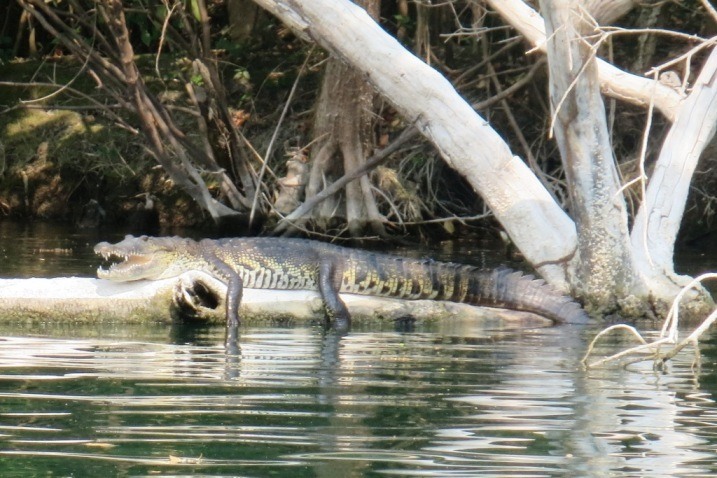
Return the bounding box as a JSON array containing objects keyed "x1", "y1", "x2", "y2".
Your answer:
[
  {"x1": 224, "y1": 273, "x2": 243, "y2": 327},
  {"x1": 206, "y1": 255, "x2": 243, "y2": 327},
  {"x1": 318, "y1": 259, "x2": 351, "y2": 329}
]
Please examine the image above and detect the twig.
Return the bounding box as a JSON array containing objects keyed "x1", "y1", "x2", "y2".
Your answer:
[
  {"x1": 155, "y1": 0, "x2": 178, "y2": 81},
  {"x1": 471, "y1": 58, "x2": 546, "y2": 110},
  {"x1": 659, "y1": 308, "x2": 717, "y2": 363},
  {"x1": 273, "y1": 126, "x2": 420, "y2": 234},
  {"x1": 249, "y1": 47, "x2": 314, "y2": 227},
  {"x1": 615, "y1": 70, "x2": 656, "y2": 268},
  {"x1": 369, "y1": 183, "x2": 404, "y2": 225},
  {"x1": 659, "y1": 273, "x2": 717, "y2": 341},
  {"x1": 388, "y1": 212, "x2": 492, "y2": 226},
  {"x1": 644, "y1": 35, "x2": 717, "y2": 78},
  {"x1": 582, "y1": 273, "x2": 717, "y2": 369}
]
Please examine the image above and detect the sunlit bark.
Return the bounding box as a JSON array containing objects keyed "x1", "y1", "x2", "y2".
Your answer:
[
  {"x1": 485, "y1": 0, "x2": 683, "y2": 122},
  {"x1": 539, "y1": 0, "x2": 642, "y2": 312},
  {"x1": 631, "y1": 48, "x2": 717, "y2": 296}
]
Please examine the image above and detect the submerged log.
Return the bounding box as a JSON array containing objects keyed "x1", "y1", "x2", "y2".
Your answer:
[{"x1": 0, "y1": 273, "x2": 549, "y2": 326}]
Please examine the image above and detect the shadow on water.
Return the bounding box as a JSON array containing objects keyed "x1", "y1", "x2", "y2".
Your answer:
[{"x1": 0, "y1": 223, "x2": 716, "y2": 476}]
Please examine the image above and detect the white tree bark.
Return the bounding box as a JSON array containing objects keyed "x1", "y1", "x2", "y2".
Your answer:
[
  {"x1": 485, "y1": 0, "x2": 683, "y2": 122},
  {"x1": 585, "y1": 0, "x2": 636, "y2": 25},
  {"x1": 631, "y1": 47, "x2": 717, "y2": 293},
  {"x1": 253, "y1": 0, "x2": 577, "y2": 287},
  {"x1": 540, "y1": 0, "x2": 639, "y2": 310}
]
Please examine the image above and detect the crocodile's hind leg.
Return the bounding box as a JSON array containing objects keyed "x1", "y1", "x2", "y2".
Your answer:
[{"x1": 319, "y1": 260, "x2": 351, "y2": 330}]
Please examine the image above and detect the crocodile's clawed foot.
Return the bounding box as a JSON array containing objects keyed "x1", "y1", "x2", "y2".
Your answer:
[{"x1": 330, "y1": 315, "x2": 351, "y2": 333}]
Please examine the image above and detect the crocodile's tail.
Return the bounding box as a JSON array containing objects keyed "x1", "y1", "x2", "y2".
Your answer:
[
  {"x1": 457, "y1": 266, "x2": 590, "y2": 325},
  {"x1": 339, "y1": 250, "x2": 589, "y2": 324},
  {"x1": 380, "y1": 258, "x2": 588, "y2": 324}
]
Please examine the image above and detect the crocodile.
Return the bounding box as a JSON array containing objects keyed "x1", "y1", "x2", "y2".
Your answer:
[{"x1": 94, "y1": 235, "x2": 590, "y2": 327}]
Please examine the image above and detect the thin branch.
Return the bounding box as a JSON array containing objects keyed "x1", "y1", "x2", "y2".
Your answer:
[
  {"x1": 249, "y1": 47, "x2": 314, "y2": 226},
  {"x1": 581, "y1": 324, "x2": 649, "y2": 367},
  {"x1": 155, "y1": 0, "x2": 178, "y2": 81},
  {"x1": 471, "y1": 58, "x2": 546, "y2": 110},
  {"x1": 583, "y1": 273, "x2": 717, "y2": 369},
  {"x1": 388, "y1": 212, "x2": 492, "y2": 226},
  {"x1": 273, "y1": 127, "x2": 420, "y2": 234},
  {"x1": 700, "y1": 0, "x2": 717, "y2": 25}
]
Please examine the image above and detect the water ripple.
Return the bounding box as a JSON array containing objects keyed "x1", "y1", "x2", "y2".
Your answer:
[{"x1": 0, "y1": 324, "x2": 716, "y2": 477}]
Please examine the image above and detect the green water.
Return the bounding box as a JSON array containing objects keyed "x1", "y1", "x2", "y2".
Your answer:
[
  {"x1": 0, "y1": 222, "x2": 716, "y2": 477},
  {"x1": 1, "y1": 323, "x2": 717, "y2": 477}
]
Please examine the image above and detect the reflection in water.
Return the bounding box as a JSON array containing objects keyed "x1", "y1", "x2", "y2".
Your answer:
[
  {"x1": 0, "y1": 222, "x2": 110, "y2": 278},
  {"x1": 0, "y1": 323, "x2": 716, "y2": 476}
]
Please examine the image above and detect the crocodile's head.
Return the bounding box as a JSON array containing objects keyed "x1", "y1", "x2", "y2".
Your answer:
[{"x1": 94, "y1": 235, "x2": 198, "y2": 281}]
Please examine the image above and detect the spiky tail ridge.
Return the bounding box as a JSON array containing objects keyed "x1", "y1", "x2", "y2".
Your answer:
[
  {"x1": 343, "y1": 251, "x2": 590, "y2": 325},
  {"x1": 463, "y1": 266, "x2": 590, "y2": 325}
]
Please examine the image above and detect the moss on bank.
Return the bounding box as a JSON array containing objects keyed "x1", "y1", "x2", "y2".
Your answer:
[{"x1": 0, "y1": 59, "x2": 210, "y2": 228}]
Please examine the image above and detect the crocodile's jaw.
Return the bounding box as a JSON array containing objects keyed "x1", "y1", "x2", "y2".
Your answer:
[
  {"x1": 96, "y1": 252, "x2": 169, "y2": 281},
  {"x1": 94, "y1": 236, "x2": 182, "y2": 282}
]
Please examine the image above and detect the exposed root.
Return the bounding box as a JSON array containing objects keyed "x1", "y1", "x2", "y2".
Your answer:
[{"x1": 582, "y1": 272, "x2": 717, "y2": 370}]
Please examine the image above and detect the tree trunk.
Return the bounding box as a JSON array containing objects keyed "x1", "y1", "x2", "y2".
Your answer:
[
  {"x1": 227, "y1": 0, "x2": 260, "y2": 42},
  {"x1": 539, "y1": 0, "x2": 642, "y2": 312},
  {"x1": 630, "y1": 48, "x2": 717, "y2": 303},
  {"x1": 299, "y1": 0, "x2": 386, "y2": 237}
]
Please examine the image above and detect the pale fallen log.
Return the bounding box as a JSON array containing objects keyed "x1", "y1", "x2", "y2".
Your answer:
[{"x1": 0, "y1": 274, "x2": 549, "y2": 326}]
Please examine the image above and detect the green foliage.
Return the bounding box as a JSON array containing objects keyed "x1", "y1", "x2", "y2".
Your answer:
[
  {"x1": 0, "y1": 35, "x2": 12, "y2": 63},
  {"x1": 215, "y1": 36, "x2": 249, "y2": 56},
  {"x1": 187, "y1": 0, "x2": 202, "y2": 22},
  {"x1": 394, "y1": 14, "x2": 414, "y2": 32},
  {"x1": 233, "y1": 67, "x2": 250, "y2": 83},
  {"x1": 125, "y1": 10, "x2": 161, "y2": 50},
  {"x1": 190, "y1": 74, "x2": 204, "y2": 86}
]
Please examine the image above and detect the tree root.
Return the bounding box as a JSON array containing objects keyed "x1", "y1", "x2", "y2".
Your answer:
[{"x1": 582, "y1": 273, "x2": 717, "y2": 370}]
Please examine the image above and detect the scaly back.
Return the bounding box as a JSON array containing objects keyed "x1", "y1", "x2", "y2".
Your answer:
[{"x1": 336, "y1": 248, "x2": 588, "y2": 324}]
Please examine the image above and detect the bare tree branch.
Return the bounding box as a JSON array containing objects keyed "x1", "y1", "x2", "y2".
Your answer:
[{"x1": 485, "y1": 0, "x2": 684, "y2": 121}]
